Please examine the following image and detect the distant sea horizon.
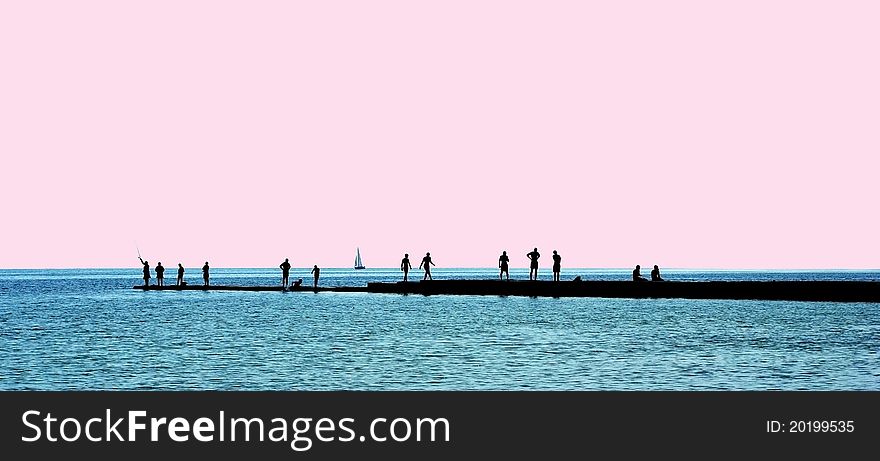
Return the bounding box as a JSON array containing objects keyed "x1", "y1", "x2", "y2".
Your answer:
[
  {"x1": 2, "y1": 268, "x2": 878, "y2": 390},
  {"x1": 3, "y1": 266, "x2": 879, "y2": 271}
]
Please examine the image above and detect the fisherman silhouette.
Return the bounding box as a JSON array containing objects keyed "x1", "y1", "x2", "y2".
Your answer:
[
  {"x1": 527, "y1": 248, "x2": 541, "y2": 281},
  {"x1": 633, "y1": 265, "x2": 647, "y2": 282},
  {"x1": 419, "y1": 252, "x2": 435, "y2": 281},
  {"x1": 139, "y1": 257, "x2": 150, "y2": 286},
  {"x1": 651, "y1": 265, "x2": 664, "y2": 282},
  {"x1": 155, "y1": 262, "x2": 165, "y2": 286},
  {"x1": 552, "y1": 250, "x2": 561, "y2": 282},
  {"x1": 400, "y1": 253, "x2": 412, "y2": 282},
  {"x1": 202, "y1": 262, "x2": 210, "y2": 286},
  {"x1": 499, "y1": 251, "x2": 510, "y2": 280},
  {"x1": 311, "y1": 265, "x2": 320, "y2": 287},
  {"x1": 177, "y1": 263, "x2": 185, "y2": 286},
  {"x1": 280, "y1": 258, "x2": 291, "y2": 287}
]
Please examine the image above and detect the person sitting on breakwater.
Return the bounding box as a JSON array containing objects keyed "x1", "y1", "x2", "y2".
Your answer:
[
  {"x1": 499, "y1": 251, "x2": 510, "y2": 280},
  {"x1": 527, "y1": 248, "x2": 541, "y2": 281},
  {"x1": 401, "y1": 253, "x2": 412, "y2": 282},
  {"x1": 651, "y1": 265, "x2": 664, "y2": 281},
  {"x1": 139, "y1": 257, "x2": 150, "y2": 286},
  {"x1": 552, "y1": 250, "x2": 562, "y2": 282},
  {"x1": 202, "y1": 261, "x2": 210, "y2": 286},
  {"x1": 633, "y1": 265, "x2": 647, "y2": 282},
  {"x1": 311, "y1": 265, "x2": 320, "y2": 287},
  {"x1": 420, "y1": 252, "x2": 435, "y2": 281},
  {"x1": 155, "y1": 262, "x2": 165, "y2": 286},
  {"x1": 177, "y1": 263, "x2": 185, "y2": 286},
  {"x1": 292, "y1": 278, "x2": 303, "y2": 288},
  {"x1": 280, "y1": 258, "x2": 292, "y2": 288}
]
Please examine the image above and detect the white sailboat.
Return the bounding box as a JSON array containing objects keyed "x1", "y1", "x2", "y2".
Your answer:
[{"x1": 354, "y1": 247, "x2": 366, "y2": 270}]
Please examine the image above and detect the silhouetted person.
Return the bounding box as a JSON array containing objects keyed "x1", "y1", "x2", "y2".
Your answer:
[
  {"x1": 311, "y1": 265, "x2": 320, "y2": 287},
  {"x1": 400, "y1": 253, "x2": 412, "y2": 282},
  {"x1": 419, "y1": 252, "x2": 435, "y2": 280},
  {"x1": 552, "y1": 250, "x2": 561, "y2": 282},
  {"x1": 139, "y1": 257, "x2": 150, "y2": 286},
  {"x1": 633, "y1": 265, "x2": 647, "y2": 282},
  {"x1": 498, "y1": 251, "x2": 510, "y2": 280},
  {"x1": 177, "y1": 263, "x2": 185, "y2": 286},
  {"x1": 651, "y1": 265, "x2": 664, "y2": 281},
  {"x1": 155, "y1": 262, "x2": 165, "y2": 286},
  {"x1": 280, "y1": 258, "x2": 291, "y2": 287},
  {"x1": 202, "y1": 262, "x2": 210, "y2": 286},
  {"x1": 527, "y1": 248, "x2": 541, "y2": 281},
  {"x1": 292, "y1": 278, "x2": 303, "y2": 288}
]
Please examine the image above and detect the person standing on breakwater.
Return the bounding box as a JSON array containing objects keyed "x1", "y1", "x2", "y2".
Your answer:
[
  {"x1": 401, "y1": 253, "x2": 412, "y2": 282},
  {"x1": 311, "y1": 265, "x2": 320, "y2": 288},
  {"x1": 651, "y1": 265, "x2": 664, "y2": 281},
  {"x1": 177, "y1": 263, "x2": 185, "y2": 286},
  {"x1": 633, "y1": 265, "x2": 647, "y2": 282},
  {"x1": 420, "y1": 252, "x2": 435, "y2": 280},
  {"x1": 202, "y1": 261, "x2": 210, "y2": 286},
  {"x1": 527, "y1": 248, "x2": 541, "y2": 281},
  {"x1": 139, "y1": 257, "x2": 150, "y2": 286},
  {"x1": 499, "y1": 251, "x2": 510, "y2": 280},
  {"x1": 552, "y1": 250, "x2": 561, "y2": 282},
  {"x1": 280, "y1": 258, "x2": 292, "y2": 288},
  {"x1": 155, "y1": 262, "x2": 165, "y2": 286}
]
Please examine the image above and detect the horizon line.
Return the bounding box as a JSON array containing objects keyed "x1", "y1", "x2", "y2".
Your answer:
[{"x1": 2, "y1": 266, "x2": 879, "y2": 272}]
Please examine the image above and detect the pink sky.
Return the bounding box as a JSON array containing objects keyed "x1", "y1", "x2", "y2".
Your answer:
[{"x1": 1, "y1": 1, "x2": 878, "y2": 269}]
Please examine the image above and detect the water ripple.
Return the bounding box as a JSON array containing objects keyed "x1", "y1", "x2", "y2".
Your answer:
[{"x1": 1, "y1": 269, "x2": 879, "y2": 390}]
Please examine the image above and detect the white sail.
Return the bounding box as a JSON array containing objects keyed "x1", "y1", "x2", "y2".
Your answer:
[{"x1": 354, "y1": 248, "x2": 365, "y2": 269}]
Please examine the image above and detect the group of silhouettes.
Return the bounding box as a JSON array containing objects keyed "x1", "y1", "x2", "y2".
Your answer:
[
  {"x1": 139, "y1": 253, "x2": 666, "y2": 287},
  {"x1": 495, "y1": 248, "x2": 563, "y2": 282},
  {"x1": 399, "y1": 249, "x2": 664, "y2": 283},
  {"x1": 398, "y1": 248, "x2": 568, "y2": 282},
  {"x1": 139, "y1": 257, "x2": 210, "y2": 287},
  {"x1": 279, "y1": 258, "x2": 321, "y2": 289},
  {"x1": 138, "y1": 257, "x2": 322, "y2": 288},
  {"x1": 633, "y1": 264, "x2": 664, "y2": 282},
  {"x1": 398, "y1": 252, "x2": 436, "y2": 282}
]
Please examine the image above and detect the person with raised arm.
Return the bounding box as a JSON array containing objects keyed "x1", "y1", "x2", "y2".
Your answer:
[{"x1": 139, "y1": 257, "x2": 150, "y2": 287}]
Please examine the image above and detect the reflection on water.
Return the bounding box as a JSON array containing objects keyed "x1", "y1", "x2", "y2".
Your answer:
[{"x1": 1, "y1": 269, "x2": 879, "y2": 390}]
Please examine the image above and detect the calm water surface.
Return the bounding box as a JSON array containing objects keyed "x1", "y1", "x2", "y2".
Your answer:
[{"x1": 1, "y1": 268, "x2": 878, "y2": 390}]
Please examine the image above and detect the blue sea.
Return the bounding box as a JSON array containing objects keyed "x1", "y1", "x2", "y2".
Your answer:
[{"x1": 1, "y1": 268, "x2": 879, "y2": 390}]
